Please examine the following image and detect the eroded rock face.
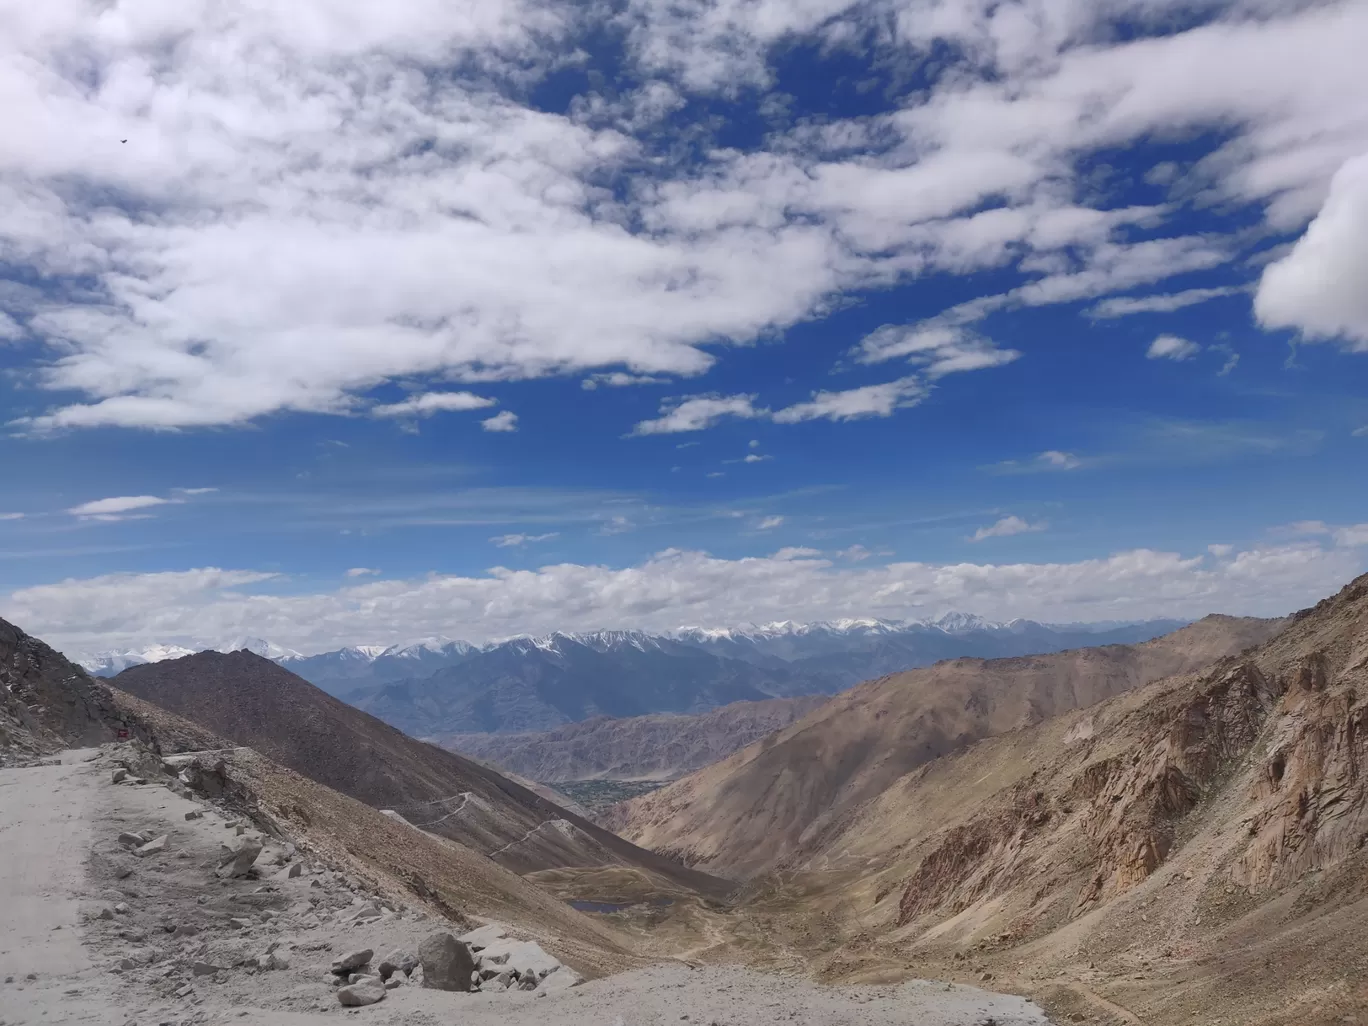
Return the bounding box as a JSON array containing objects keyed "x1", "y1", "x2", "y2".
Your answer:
[
  {"x1": 417, "y1": 932, "x2": 474, "y2": 992},
  {"x1": 1233, "y1": 658, "x2": 1368, "y2": 891},
  {"x1": 894, "y1": 652, "x2": 1359, "y2": 929}
]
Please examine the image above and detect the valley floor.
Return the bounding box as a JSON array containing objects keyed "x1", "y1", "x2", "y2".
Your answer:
[{"x1": 0, "y1": 749, "x2": 1055, "y2": 1026}]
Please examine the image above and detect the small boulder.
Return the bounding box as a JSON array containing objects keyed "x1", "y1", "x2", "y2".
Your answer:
[
  {"x1": 192, "y1": 961, "x2": 224, "y2": 977},
  {"x1": 95, "y1": 906, "x2": 115, "y2": 921},
  {"x1": 184, "y1": 810, "x2": 203, "y2": 821},
  {"x1": 331, "y1": 949, "x2": 374, "y2": 976},
  {"x1": 114, "y1": 902, "x2": 130, "y2": 915},
  {"x1": 337, "y1": 977, "x2": 386, "y2": 1007},
  {"x1": 134, "y1": 835, "x2": 169, "y2": 858},
  {"x1": 286, "y1": 862, "x2": 303, "y2": 879},
  {"x1": 117, "y1": 832, "x2": 143, "y2": 848},
  {"x1": 384, "y1": 976, "x2": 403, "y2": 990},
  {"x1": 417, "y1": 932, "x2": 475, "y2": 992},
  {"x1": 377, "y1": 949, "x2": 417, "y2": 981},
  {"x1": 111, "y1": 768, "x2": 128, "y2": 784},
  {"x1": 216, "y1": 838, "x2": 263, "y2": 879},
  {"x1": 257, "y1": 951, "x2": 290, "y2": 971}
]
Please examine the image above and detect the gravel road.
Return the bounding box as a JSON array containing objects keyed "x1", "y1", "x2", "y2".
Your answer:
[{"x1": 0, "y1": 749, "x2": 1054, "y2": 1026}]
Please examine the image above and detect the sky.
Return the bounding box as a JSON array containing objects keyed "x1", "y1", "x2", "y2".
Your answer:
[{"x1": 1, "y1": 0, "x2": 1366, "y2": 658}]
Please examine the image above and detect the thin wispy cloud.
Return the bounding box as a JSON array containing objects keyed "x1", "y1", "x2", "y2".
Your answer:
[
  {"x1": 970, "y1": 515, "x2": 1046, "y2": 542},
  {"x1": 491, "y1": 532, "x2": 559, "y2": 547}
]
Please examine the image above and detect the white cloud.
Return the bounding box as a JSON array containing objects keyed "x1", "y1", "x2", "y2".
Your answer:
[
  {"x1": 772, "y1": 377, "x2": 924, "y2": 423},
  {"x1": 598, "y1": 515, "x2": 635, "y2": 535},
  {"x1": 491, "y1": 532, "x2": 558, "y2": 547},
  {"x1": 1354, "y1": 425, "x2": 1368, "y2": 438},
  {"x1": 372, "y1": 392, "x2": 496, "y2": 419},
  {"x1": 581, "y1": 372, "x2": 668, "y2": 389},
  {"x1": 992, "y1": 450, "x2": 1083, "y2": 473},
  {"x1": 66, "y1": 495, "x2": 175, "y2": 520},
  {"x1": 1087, "y1": 287, "x2": 1243, "y2": 319},
  {"x1": 970, "y1": 515, "x2": 1046, "y2": 542},
  {"x1": 174, "y1": 487, "x2": 219, "y2": 496},
  {"x1": 836, "y1": 544, "x2": 871, "y2": 561},
  {"x1": 1041, "y1": 451, "x2": 1081, "y2": 470},
  {"x1": 1147, "y1": 335, "x2": 1203, "y2": 361},
  {"x1": 0, "y1": 513, "x2": 25, "y2": 521},
  {"x1": 481, "y1": 410, "x2": 519, "y2": 432},
  {"x1": 1256, "y1": 152, "x2": 1368, "y2": 350},
  {"x1": 1, "y1": 2, "x2": 1365, "y2": 431},
  {"x1": 631, "y1": 395, "x2": 763, "y2": 435},
  {"x1": 1335, "y1": 524, "x2": 1368, "y2": 547},
  {"x1": 748, "y1": 439, "x2": 760, "y2": 448},
  {"x1": 854, "y1": 324, "x2": 1020, "y2": 377},
  {"x1": 8, "y1": 542, "x2": 1363, "y2": 659},
  {"x1": 743, "y1": 453, "x2": 770, "y2": 463},
  {"x1": 345, "y1": 567, "x2": 381, "y2": 577},
  {"x1": 1207, "y1": 544, "x2": 1234, "y2": 558},
  {"x1": 757, "y1": 515, "x2": 784, "y2": 530}
]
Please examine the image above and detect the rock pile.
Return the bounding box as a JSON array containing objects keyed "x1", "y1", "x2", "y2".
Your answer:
[{"x1": 323, "y1": 926, "x2": 581, "y2": 1006}]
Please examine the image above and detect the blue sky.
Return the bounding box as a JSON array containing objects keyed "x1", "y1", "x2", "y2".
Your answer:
[{"x1": 1, "y1": 0, "x2": 1366, "y2": 657}]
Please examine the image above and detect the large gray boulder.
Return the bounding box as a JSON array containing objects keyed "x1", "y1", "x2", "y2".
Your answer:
[
  {"x1": 418, "y1": 932, "x2": 475, "y2": 992},
  {"x1": 337, "y1": 977, "x2": 386, "y2": 1007},
  {"x1": 216, "y1": 837, "x2": 262, "y2": 878},
  {"x1": 330, "y1": 948, "x2": 374, "y2": 975}
]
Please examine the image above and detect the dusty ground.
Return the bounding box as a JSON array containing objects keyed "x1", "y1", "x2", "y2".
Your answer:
[{"x1": 0, "y1": 747, "x2": 1055, "y2": 1026}]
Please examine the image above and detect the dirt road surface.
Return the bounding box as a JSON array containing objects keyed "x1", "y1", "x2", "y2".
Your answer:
[{"x1": 0, "y1": 749, "x2": 1055, "y2": 1026}]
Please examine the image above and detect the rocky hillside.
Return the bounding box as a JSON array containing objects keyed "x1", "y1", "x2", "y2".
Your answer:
[
  {"x1": 0, "y1": 617, "x2": 122, "y2": 764},
  {"x1": 753, "y1": 573, "x2": 1368, "y2": 1026},
  {"x1": 607, "y1": 613, "x2": 1281, "y2": 878},
  {"x1": 112, "y1": 651, "x2": 729, "y2": 897},
  {"x1": 444, "y1": 696, "x2": 829, "y2": 782}
]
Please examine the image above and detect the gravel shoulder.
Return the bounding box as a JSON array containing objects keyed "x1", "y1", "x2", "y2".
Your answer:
[{"x1": 0, "y1": 747, "x2": 1055, "y2": 1026}]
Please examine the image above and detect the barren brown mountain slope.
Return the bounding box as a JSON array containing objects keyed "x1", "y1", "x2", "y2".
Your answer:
[
  {"x1": 0, "y1": 617, "x2": 121, "y2": 763},
  {"x1": 740, "y1": 573, "x2": 1368, "y2": 1026},
  {"x1": 104, "y1": 686, "x2": 647, "y2": 978},
  {"x1": 446, "y1": 696, "x2": 829, "y2": 782},
  {"x1": 113, "y1": 650, "x2": 730, "y2": 896},
  {"x1": 608, "y1": 614, "x2": 1279, "y2": 878}
]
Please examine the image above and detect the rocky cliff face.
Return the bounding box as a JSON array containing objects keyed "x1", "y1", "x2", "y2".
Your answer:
[
  {"x1": 0, "y1": 617, "x2": 118, "y2": 763},
  {"x1": 885, "y1": 574, "x2": 1368, "y2": 976}
]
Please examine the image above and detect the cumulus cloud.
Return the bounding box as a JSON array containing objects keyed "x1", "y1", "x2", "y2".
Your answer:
[
  {"x1": 372, "y1": 392, "x2": 496, "y2": 419},
  {"x1": 345, "y1": 567, "x2": 381, "y2": 577},
  {"x1": 1147, "y1": 335, "x2": 1203, "y2": 361},
  {"x1": 631, "y1": 395, "x2": 763, "y2": 435},
  {"x1": 970, "y1": 515, "x2": 1046, "y2": 541},
  {"x1": 772, "y1": 377, "x2": 925, "y2": 423},
  {"x1": 491, "y1": 532, "x2": 559, "y2": 547},
  {"x1": 481, "y1": 410, "x2": 519, "y2": 432},
  {"x1": 1256, "y1": 152, "x2": 1368, "y2": 349},
  {"x1": 743, "y1": 453, "x2": 770, "y2": 463},
  {"x1": 6, "y1": 543, "x2": 1363, "y2": 658},
  {"x1": 3, "y1": 1, "x2": 1366, "y2": 430}
]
